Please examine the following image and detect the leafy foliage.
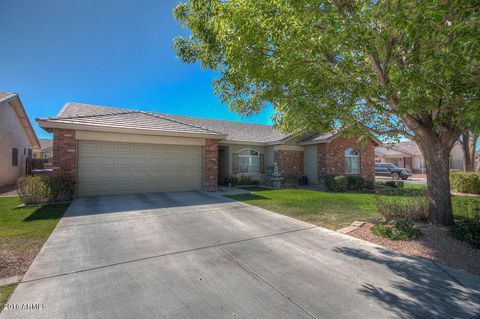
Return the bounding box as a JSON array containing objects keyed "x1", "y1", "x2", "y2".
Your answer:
[
  {"x1": 371, "y1": 220, "x2": 422, "y2": 241},
  {"x1": 346, "y1": 176, "x2": 365, "y2": 190},
  {"x1": 375, "y1": 189, "x2": 428, "y2": 223},
  {"x1": 450, "y1": 171, "x2": 480, "y2": 194},
  {"x1": 450, "y1": 221, "x2": 480, "y2": 249},
  {"x1": 325, "y1": 175, "x2": 348, "y2": 192},
  {"x1": 17, "y1": 175, "x2": 74, "y2": 205},
  {"x1": 453, "y1": 197, "x2": 480, "y2": 222}
]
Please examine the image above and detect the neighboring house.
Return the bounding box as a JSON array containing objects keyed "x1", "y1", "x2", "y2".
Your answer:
[
  {"x1": 37, "y1": 102, "x2": 378, "y2": 197},
  {"x1": 375, "y1": 140, "x2": 465, "y2": 173},
  {"x1": 34, "y1": 138, "x2": 53, "y2": 159},
  {"x1": 0, "y1": 92, "x2": 40, "y2": 187}
]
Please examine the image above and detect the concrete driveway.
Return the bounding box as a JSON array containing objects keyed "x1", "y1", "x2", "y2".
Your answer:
[{"x1": 2, "y1": 191, "x2": 479, "y2": 319}]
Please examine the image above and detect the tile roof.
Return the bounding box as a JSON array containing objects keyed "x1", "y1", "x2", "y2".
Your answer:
[
  {"x1": 47, "y1": 102, "x2": 290, "y2": 143},
  {"x1": 393, "y1": 141, "x2": 422, "y2": 155},
  {"x1": 0, "y1": 92, "x2": 16, "y2": 104}
]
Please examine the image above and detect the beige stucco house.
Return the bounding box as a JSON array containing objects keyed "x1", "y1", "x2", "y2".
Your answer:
[
  {"x1": 34, "y1": 138, "x2": 53, "y2": 159},
  {"x1": 37, "y1": 102, "x2": 379, "y2": 197},
  {"x1": 375, "y1": 141, "x2": 465, "y2": 173},
  {"x1": 0, "y1": 92, "x2": 40, "y2": 187}
]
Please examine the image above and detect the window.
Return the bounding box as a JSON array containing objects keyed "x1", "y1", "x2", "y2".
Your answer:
[
  {"x1": 345, "y1": 148, "x2": 360, "y2": 174},
  {"x1": 238, "y1": 149, "x2": 260, "y2": 173},
  {"x1": 12, "y1": 148, "x2": 18, "y2": 166},
  {"x1": 27, "y1": 148, "x2": 32, "y2": 159}
]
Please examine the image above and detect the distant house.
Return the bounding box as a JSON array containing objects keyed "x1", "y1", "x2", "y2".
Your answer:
[
  {"x1": 0, "y1": 92, "x2": 40, "y2": 187},
  {"x1": 375, "y1": 141, "x2": 465, "y2": 173},
  {"x1": 34, "y1": 138, "x2": 53, "y2": 159}
]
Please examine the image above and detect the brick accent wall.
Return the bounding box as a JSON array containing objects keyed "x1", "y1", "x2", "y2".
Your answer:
[
  {"x1": 52, "y1": 129, "x2": 77, "y2": 187},
  {"x1": 204, "y1": 139, "x2": 218, "y2": 191},
  {"x1": 274, "y1": 150, "x2": 304, "y2": 184},
  {"x1": 317, "y1": 137, "x2": 375, "y2": 181}
]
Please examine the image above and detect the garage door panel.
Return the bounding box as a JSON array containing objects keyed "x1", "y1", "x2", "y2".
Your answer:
[{"x1": 78, "y1": 141, "x2": 203, "y2": 196}]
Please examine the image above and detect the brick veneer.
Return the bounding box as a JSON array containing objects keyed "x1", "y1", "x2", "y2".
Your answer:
[
  {"x1": 317, "y1": 137, "x2": 375, "y2": 181},
  {"x1": 52, "y1": 129, "x2": 77, "y2": 187},
  {"x1": 274, "y1": 150, "x2": 304, "y2": 182},
  {"x1": 204, "y1": 139, "x2": 218, "y2": 191}
]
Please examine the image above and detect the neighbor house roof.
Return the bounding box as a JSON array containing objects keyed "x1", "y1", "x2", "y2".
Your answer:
[
  {"x1": 375, "y1": 140, "x2": 422, "y2": 158},
  {"x1": 39, "y1": 138, "x2": 53, "y2": 150},
  {"x1": 38, "y1": 102, "x2": 289, "y2": 143},
  {"x1": 393, "y1": 141, "x2": 422, "y2": 156},
  {"x1": 0, "y1": 92, "x2": 40, "y2": 149}
]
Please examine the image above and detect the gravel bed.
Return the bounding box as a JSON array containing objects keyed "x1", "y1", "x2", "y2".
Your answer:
[
  {"x1": 348, "y1": 222, "x2": 480, "y2": 276},
  {"x1": 0, "y1": 237, "x2": 45, "y2": 279}
]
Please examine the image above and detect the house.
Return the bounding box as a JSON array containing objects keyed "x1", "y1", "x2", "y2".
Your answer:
[
  {"x1": 375, "y1": 140, "x2": 465, "y2": 173},
  {"x1": 0, "y1": 92, "x2": 40, "y2": 187},
  {"x1": 34, "y1": 138, "x2": 53, "y2": 159},
  {"x1": 37, "y1": 102, "x2": 378, "y2": 197}
]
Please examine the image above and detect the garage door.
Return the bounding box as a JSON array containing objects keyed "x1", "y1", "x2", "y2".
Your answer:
[{"x1": 77, "y1": 141, "x2": 203, "y2": 196}]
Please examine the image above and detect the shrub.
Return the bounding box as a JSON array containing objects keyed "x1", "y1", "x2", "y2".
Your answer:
[
  {"x1": 324, "y1": 174, "x2": 337, "y2": 190},
  {"x1": 453, "y1": 197, "x2": 480, "y2": 222},
  {"x1": 375, "y1": 190, "x2": 428, "y2": 223},
  {"x1": 17, "y1": 175, "x2": 50, "y2": 205},
  {"x1": 228, "y1": 175, "x2": 239, "y2": 186},
  {"x1": 365, "y1": 180, "x2": 375, "y2": 190},
  {"x1": 450, "y1": 171, "x2": 480, "y2": 194},
  {"x1": 17, "y1": 175, "x2": 74, "y2": 205},
  {"x1": 371, "y1": 219, "x2": 422, "y2": 240},
  {"x1": 383, "y1": 180, "x2": 404, "y2": 188},
  {"x1": 238, "y1": 175, "x2": 252, "y2": 185},
  {"x1": 346, "y1": 176, "x2": 365, "y2": 190},
  {"x1": 325, "y1": 175, "x2": 348, "y2": 192},
  {"x1": 450, "y1": 221, "x2": 480, "y2": 248}
]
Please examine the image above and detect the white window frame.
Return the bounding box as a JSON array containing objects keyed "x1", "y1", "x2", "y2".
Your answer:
[
  {"x1": 345, "y1": 148, "x2": 360, "y2": 174},
  {"x1": 237, "y1": 149, "x2": 260, "y2": 174}
]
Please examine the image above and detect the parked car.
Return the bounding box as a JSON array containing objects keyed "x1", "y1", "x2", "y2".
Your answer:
[{"x1": 375, "y1": 163, "x2": 412, "y2": 180}]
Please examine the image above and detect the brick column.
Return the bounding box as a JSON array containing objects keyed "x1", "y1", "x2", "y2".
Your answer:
[
  {"x1": 274, "y1": 150, "x2": 304, "y2": 185},
  {"x1": 52, "y1": 129, "x2": 76, "y2": 188},
  {"x1": 204, "y1": 139, "x2": 218, "y2": 191}
]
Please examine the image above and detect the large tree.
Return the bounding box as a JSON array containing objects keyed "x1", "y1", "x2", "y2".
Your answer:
[{"x1": 174, "y1": 1, "x2": 480, "y2": 225}]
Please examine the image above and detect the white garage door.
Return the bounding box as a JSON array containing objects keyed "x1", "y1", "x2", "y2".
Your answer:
[{"x1": 77, "y1": 141, "x2": 203, "y2": 196}]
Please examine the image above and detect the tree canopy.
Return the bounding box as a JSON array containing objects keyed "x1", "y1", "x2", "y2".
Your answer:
[{"x1": 174, "y1": 0, "x2": 480, "y2": 224}]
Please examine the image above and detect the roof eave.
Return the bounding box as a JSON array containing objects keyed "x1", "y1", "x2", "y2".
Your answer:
[
  {"x1": 36, "y1": 119, "x2": 228, "y2": 140},
  {"x1": 3, "y1": 94, "x2": 41, "y2": 149}
]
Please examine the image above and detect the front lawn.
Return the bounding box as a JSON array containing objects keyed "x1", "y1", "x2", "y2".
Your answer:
[
  {"x1": 227, "y1": 187, "x2": 476, "y2": 230},
  {"x1": 0, "y1": 196, "x2": 69, "y2": 308}
]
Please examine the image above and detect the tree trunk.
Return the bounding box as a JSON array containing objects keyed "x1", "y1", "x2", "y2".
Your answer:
[
  {"x1": 461, "y1": 132, "x2": 475, "y2": 171},
  {"x1": 415, "y1": 139, "x2": 455, "y2": 225}
]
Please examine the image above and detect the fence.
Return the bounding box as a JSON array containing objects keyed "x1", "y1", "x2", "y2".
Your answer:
[{"x1": 25, "y1": 158, "x2": 52, "y2": 175}]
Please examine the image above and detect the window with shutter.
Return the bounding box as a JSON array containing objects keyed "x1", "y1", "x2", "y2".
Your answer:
[{"x1": 232, "y1": 153, "x2": 239, "y2": 174}]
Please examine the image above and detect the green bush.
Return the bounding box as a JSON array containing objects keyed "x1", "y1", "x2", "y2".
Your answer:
[
  {"x1": 17, "y1": 175, "x2": 74, "y2": 205},
  {"x1": 450, "y1": 171, "x2": 480, "y2": 194},
  {"x1": 238, "y1": 175, "x2": 252, "y2": 185},
  {"x1": 371, "y1": 220, "x2": 422, "y2": 240},
  {"x1": 450, "y1": 221, "x2": 480, "y2": 248},
  {"x1": 228, "y1": 175, "x2": 239, "y2": 186},
  {"x1": 326, "y1": 175, "x2": 348, "y2": 192},
  {"x1": 17, "y1": 175, "x2": 50, "y2": 205},
  {"x1": 383, "y1": 180, "x2": 404, "y2": 188},
  {"x1": 375, "y1": 190, "x2": 428, "y2": 223},
  {"x1": 365, "y1": 180, "x2": 375, "y2": 190},
  {"x1": 346, "y1": 176, "x2": 365, "y2": 190},
  {"x1": 453, "y1": 197, "x2": 480, "y2": 222}
]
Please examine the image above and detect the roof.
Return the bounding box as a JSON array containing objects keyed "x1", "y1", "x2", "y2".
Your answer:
[
  {"x1": 39, "y1": 102, "x2": 289, "y2": 143},
  {"x1": 39, "y1": 138, "x2": 53, "y2": 150},
  {"x1": 0, "y1": 92, "x2": 41, "y2": 149},
  {"x1": 393, "y1": 141, "x2": 422, "y2": 156},
  {"x1": 375, "y1": 146, "x2": 410, "y2": 157}
]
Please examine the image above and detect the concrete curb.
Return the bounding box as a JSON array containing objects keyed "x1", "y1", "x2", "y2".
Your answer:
[
  {"x1": 0, "y1": 275, "x2": 22, "y2": 287},
  {"x1": 337, "y1": 221, "x2": 366, "y2": 234}
]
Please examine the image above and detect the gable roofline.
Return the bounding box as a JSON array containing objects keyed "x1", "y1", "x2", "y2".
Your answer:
[{"x1": 0, "y1": 92, "x2": 40, "y2": 149}]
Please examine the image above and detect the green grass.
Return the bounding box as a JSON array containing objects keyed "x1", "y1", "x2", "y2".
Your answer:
[
  {"x1": 0, "y1": 284, "x2": 16, "y2": 307},
  {"x1": 0, "y1": 197, "x2": 69, "y2": 239},
  {"x1": 0, "y1": 196, "x2": 69, "y2": 308},
  {"x1": 226, "y1": 187, "x2": 476, "y2": 230}
]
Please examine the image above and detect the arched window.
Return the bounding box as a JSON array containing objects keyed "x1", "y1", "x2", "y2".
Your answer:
[
  {"x1": 345, "y1": 148, "x2": 360, "y2": 174},
  {"x1": 238, "y1": 149, "x2": 260, "y2": 173}
]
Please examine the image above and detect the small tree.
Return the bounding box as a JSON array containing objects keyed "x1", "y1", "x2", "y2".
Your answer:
[{"x1": 174, "y1": 1, "x2": 480, "y2": 225}]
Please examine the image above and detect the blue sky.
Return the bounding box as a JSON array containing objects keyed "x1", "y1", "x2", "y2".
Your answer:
[{"x1": 0, "y1": 0, "x2": 274, "y2": 139}]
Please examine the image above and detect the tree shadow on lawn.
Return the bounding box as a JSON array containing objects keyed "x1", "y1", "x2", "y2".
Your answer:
[
  {"x1": 23, "y1": 203, "x2": 70, "y2": 222},
  {"x1": 333, "y1": 245, "x2": 480, "y2": 318}
]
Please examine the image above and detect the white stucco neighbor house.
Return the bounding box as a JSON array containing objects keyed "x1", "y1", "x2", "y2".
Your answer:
[
  {"x1": 0, "y1": 92, "x2": 41, "y2": 187},
  {"x1": 375, "y1": 140, "x2": 465, "y2": 173}
]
